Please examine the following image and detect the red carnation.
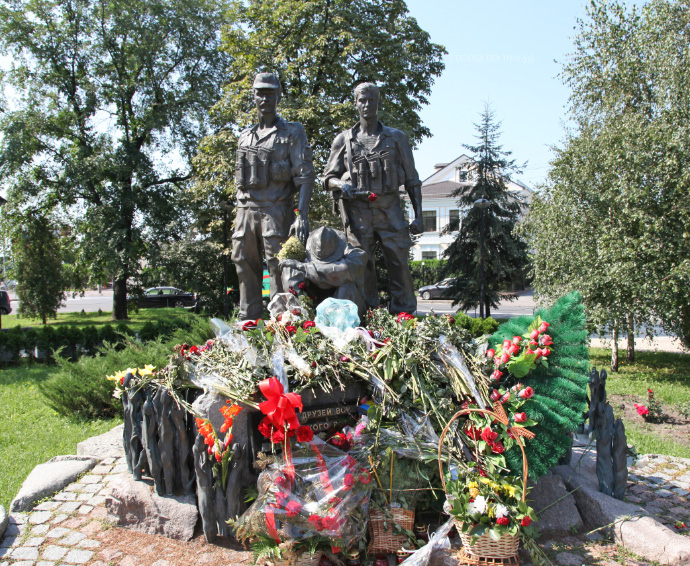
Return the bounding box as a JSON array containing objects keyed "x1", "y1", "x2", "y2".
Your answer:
[
  {"x1": 359, "y1": 470, "x2": 372, "y2": 484},
  {"x1": 308, "y1": 514, "x2": 324, "y2": 531},
  {"x1": 500, "y1": 352, "x2": 511, "y2": 364},
  {"x1": 242, "y1": 320, "x2": 258, "y2": 331},
  {"x1": 343, "y1": 473, "x2": 355, "y2": 490},
  {"x1": 396, "y1": 312, "x2": 414, "y2": 323},
  {"x1": 529, "y1": 329, "x2": 539, "y2": 340},
  {"x1": 497, "y1": 517, "x2": 510, "y2": 526},
  {"x1": 296, "y1": 425, "x2": 314, "y2": 442},
  {"x1": 481, "y1": 426, "x2": 498, "y2": 443},
  {"x1": 189, "y1": 345, "x2": 200, "y2": 355},
  {"x1": 514, "y1": 412, "x2": 527, "y2": 423},
  {"x1": 491, "y1": 370, "x2": 503, "y2": 382},
  {"x1": 258, "y1": 417, "x2": 274, "y2": 438},
  {"x1": 502, "y1": 340, "x2": 511, "y2": 349},
  {"x1": 285, "y1": 325, "x2": 297, "y2": 335},
  {"x1": 512, "y1": 336, "x2": 522, "y2": 344},
  {"x1": 298, "y1": 281, "x2": 307, "y2": 290},
  {"x1": 490, "y1": 389, "x2": 501, "y2": 402},
  {"x1": 285, "y1": 500, "x2": 302, "y2": 518},
  {"x1": 303, "y1": 320, "x2": 316, "y2": 330},
  {"x1": 322, "y1": 512, "x2": 340, "y2": 531},
  {"x1": 368, "y1": 192, "x2": 378, "y2": 202},
  {"x1": 274, "y1": 475, "x2": 289, "y2": 489},
  {"x1": 486, "y1": 348, "x2": 496, "y2": 359},
  {"x1": 538, "y1": 321, "x2": 550, "y2": 334},
  {"x1": 271, "y1": 428, "x2": 286, "y2": 443},
  {"x1": 519, "y1": 387, "x2": 534, "y2": 400},
  {"x1": 491, "y1": 441, "x2": 505, "y2": 454},
  {"x1": 521, "y1": 516, "x2": 532, "y2": 527},
  {"x1": 447, "y1": 315, "x2": 455, "y2": 324}
]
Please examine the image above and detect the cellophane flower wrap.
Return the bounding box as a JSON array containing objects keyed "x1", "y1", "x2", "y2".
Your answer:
[{"x1": 232, "y1": 435, "x2": 372, "y2": 551}]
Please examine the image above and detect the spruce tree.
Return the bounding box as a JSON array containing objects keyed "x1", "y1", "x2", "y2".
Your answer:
[{"x1": 443, "y1": 105, "x2": 528, "y2": 318}]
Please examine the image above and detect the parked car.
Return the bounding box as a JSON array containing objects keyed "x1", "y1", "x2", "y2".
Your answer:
[
  {"x1": 132, "y1": 287, "x2": 196, "y2": 309},
  {"x1": 0, "y1": 290, "x2": 11, "y2": 315},
  {"x1": 417, "y1": 278, "x2": 457, "y2": 300}
]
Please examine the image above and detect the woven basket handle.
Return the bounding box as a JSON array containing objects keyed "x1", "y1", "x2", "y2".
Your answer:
[{"x1": 437, "y1": 405, "x2": 529, "y2": 503}]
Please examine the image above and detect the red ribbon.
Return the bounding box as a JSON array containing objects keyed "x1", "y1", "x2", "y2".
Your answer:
[
  {"x1": 259, "y1": 378, "x2": 303, "y2": 431},
  {"x1": 265, "y1": 504, "x2": 281, "y2": 543}
]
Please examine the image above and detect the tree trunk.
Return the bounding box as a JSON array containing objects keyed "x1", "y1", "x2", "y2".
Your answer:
[
  {"x1": 485, "y1": 300, "x2": 490, "y2": 319},
  {"x1": 611, "y1": 324, "x2": 619, "y2": 372},
  {"x1": 112, "y1": 276, "x2": 128, "y2": 320},
  {"x1": 626, "y1": 313, "x2": 635, "y2": 363}
]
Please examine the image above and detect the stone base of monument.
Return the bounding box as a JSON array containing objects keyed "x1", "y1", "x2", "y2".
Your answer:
[
  {"x1": 528, "y1": 472, "x2": 583, "y2": 533},
  {"x1": 105, "y1": 475, "x2": 198, "y2": 541}
]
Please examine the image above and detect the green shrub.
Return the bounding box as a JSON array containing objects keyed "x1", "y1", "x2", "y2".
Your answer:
[
  {"x1": 35, "y1": 326, "x2": 56, "y2": 358},
  {"x1": 99, "y1": 324, "x2": 117, "y2": 344},
  {"x1": 40, "y1": 317, "x2": 213, "y2": 420},
  {"x1": 22, "y1": 327, "x2": 37, "y2": 355},
  {"x1": 410, "y1": 259, "x2": 447, "y2": 290},
  {"x1": 81, "y1": 326, "x2": 100, "y2": 354},
  {"x1": 139, "y1": 321, "x2": 157, "y2": 342},
  {"x1": 451, "y1": 312, "x2": 498, "y2": 338}
]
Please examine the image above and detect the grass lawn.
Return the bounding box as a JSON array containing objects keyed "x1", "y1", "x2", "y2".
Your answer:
[
  {"x1": 1, "y1": 307, "x2": 197, "y2": 332},
  {"x1": 0, "y1": 364, "x2": 121, "y2": 509},
  {"x1": 590, "y1": 347, "x2": 690, "y2": 459}
]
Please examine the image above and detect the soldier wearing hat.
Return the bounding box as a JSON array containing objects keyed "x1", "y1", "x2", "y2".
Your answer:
[
  {"x1": 322, "y1": 82, "x2": 423, "y2": 315},
  {"x1": 279, "y1": 226, "x2": 368, "y2": 316},
  {"x1": 232, "y1": 72, "x2": 316, "y2": 320}
]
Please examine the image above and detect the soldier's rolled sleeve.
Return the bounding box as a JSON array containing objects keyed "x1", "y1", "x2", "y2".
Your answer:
[
  {"x1": 396, "y1": 132, "x2": 422, "y2": 190},
  {"x1": 322, "y1": 133, "x2": 348, "y2": 191},
  {"x1": 290, "y1": 124, "x2": 316, "y2": 185}
]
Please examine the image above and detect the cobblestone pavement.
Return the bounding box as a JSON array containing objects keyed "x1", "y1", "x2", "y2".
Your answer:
[{"x1": 2, "y1": 454, "x2": 689, "y2": 566}]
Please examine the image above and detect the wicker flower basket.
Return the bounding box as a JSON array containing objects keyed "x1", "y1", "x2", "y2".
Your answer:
[
  {"x1": 438, "y1": 403, "x2": 532, "y2": 564},
  {"x1": 367, "y1": 506, "x2": 415, "y2": 554},
  {"x1": 273, "y1": 551, "x2": 322, "y2": 566}
]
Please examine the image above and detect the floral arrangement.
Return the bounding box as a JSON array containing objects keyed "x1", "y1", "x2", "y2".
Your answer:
[
  {"x1": 195, "y1": 402, "x2": 243, "y2": 489},
  {"x1": 276, "y1": 236, "x2": 307, "y2": 262},
  {"x1": 106, "y1": 364, "x2": 156, "y2": 397},
  {"x1": 446, "y1": 470, "x2": 536, "y2": 541}
]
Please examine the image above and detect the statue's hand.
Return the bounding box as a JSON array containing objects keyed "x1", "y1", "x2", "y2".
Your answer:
[
  {"x1": 280, "y1": 259, "x2": 304, "y2": 271},
  {"x1": 409, "y1": 217, "x2": 424, "y2": 235},
  {"x1": 340, "y1": 183, "x2": 356, "y2": 200},
  {"x1": 289, "y1": 215, "x2": 309, "y2": 245}
]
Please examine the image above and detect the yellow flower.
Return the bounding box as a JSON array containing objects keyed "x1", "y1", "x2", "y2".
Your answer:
[
  {"x1": 469, "y1": 487, "x2": 480, "y2": 498},
  {"x1": 479, "y1": 478, "x2": 491, "y2": 485},
  {"x1": 489, "y1": 482, "x2": 500, "y2": 490},
  {"x1": 139, "y1": 364, "x2": 156, "y2": 376},
  {"x1": 467, "y1": 481, "x2": 478, "y2": 489},
  {"x1": 503, "y1": 485, "x2": 518, "y2": 498}
]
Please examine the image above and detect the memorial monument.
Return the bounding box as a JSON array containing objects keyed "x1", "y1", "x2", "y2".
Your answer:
[
  {"x1": 323, "y1": 82, "x2": 423, "y2": 314},
  {"x1": 231, "y1": 72, "x2": 315, "y2": 320}
]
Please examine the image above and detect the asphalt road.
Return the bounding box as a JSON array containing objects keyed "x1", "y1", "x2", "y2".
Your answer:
[
  {"x1": 8, "y1": 289, "x2": 114, "y2": 314},
  {"x1": 415, "y1": 288, "x2": 537, "y2": 318}
]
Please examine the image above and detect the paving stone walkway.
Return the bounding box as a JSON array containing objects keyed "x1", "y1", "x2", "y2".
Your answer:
[{"x1": 2, "y1": 453, "x2": 689, "y2": 566}]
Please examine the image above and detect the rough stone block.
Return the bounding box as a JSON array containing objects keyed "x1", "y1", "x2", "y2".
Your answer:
[
  {"x1": 10, "y1": 457, "x2": 98, "y2": 513},
  {"x1": 528, "y1": 473, "x2": 583, "y2": 532},
  {"x1": 0, "y1": 505, "x2": 7, "y2": 540},
  {"x1": 105, "y1": 476, "x2": 197, "y2": 541},
  {"x1": 76, "y1": 425, "x2": 125, "y2": 461}
]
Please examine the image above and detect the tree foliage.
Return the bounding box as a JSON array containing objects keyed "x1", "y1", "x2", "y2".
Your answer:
[
  {"x1": 193, "y1": 0, "x2": 446, "y2": 226},
  {"x1": 0, "y1": 0, "x2": 231, "y2": 319},
  {"x1": 13, "y1": 215, "x2": 65, "y2": 324},
  {"x1": 522, "y1": 0, "x2": 690, "y2": 351},
  {"x1": 442, "y1": 105, "x2": 528, "y2": 318}
]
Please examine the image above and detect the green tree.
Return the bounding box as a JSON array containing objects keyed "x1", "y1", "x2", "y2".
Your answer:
[
  {"x1": 522, "y1": 0, "x2": 690, "y2": 366},
  {"x1": 442, "y1": 105, "x2": 528, "y2": 318},
  {"x1": 193, "y1": 0, "x2": 446, "y2": 225},
  {"x1": 0, "y1": 0, "x2": 231, "y2": 319},
  {"x1": 13, "y1": 215, "x2": 65, "y2": 324}
]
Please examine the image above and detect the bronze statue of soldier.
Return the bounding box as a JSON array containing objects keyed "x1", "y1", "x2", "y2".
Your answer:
[
  {"x1": 323, "y1": 82, "x2": 423, "y2": 314},
  {"x1": 232, "y1": 72, "x2": 315, "y2": 320}
]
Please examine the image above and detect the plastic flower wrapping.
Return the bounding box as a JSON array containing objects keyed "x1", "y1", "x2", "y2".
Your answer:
[{"x1": 232, "y1": 435, "x2": 372, "y2": 551}]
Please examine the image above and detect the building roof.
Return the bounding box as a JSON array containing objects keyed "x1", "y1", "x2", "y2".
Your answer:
[{"x1": 421, "y1": 181, "x2": 465, "y2": 198}]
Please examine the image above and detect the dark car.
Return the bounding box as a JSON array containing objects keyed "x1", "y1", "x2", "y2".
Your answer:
[
  {"x1": 134, "y1": 287, "x2": 196, "y2": 309},
  {"x1": 417, "y1": 278, "x2": 457, "y2": 300},
  {"x1": 0, "y1": 290, "x2": 11, "y2": 315}
]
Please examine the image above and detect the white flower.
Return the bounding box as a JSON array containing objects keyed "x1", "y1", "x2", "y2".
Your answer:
[
  {"x1": 468, "y1": 495, "x2": 487, "y2": 515},
  {"x1": 495, "y1": 504, "x2": 510, "y2": 519}
]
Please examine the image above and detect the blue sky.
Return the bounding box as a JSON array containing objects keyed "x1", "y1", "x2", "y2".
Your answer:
[{"x1": 405, "y1": 0, "x2": 592, "y2": 188}]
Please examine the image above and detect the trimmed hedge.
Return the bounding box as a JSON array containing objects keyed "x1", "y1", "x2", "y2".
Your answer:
[{"x1": 0, "y1": 317, "x2": 195, "y2": 363}]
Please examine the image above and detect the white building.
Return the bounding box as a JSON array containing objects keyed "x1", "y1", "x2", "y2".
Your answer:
[{"x1": 405, "y1": 154, "x2": 533, "y2": 261}]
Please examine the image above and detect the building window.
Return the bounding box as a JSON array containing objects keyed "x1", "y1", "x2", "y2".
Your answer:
[
  {"x1": 422, "y1": 251, "x2": 437, "y2": 260},
  {"x1": 422, "y1": 210, "x2": 437, "y2": 232},
  {"x1": 448, "y1": 209, "x2": 460, "y2": 231}
]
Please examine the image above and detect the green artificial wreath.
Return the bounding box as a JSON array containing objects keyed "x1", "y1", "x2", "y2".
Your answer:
[{"x1": 490, "y1": 292, "x2": 589, "y2": 478}]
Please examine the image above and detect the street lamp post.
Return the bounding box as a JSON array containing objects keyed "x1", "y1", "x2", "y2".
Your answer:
[
  {"x1": 220, "y1": 200, "x2": 234, "y2": 319},
  {"x1": 421, "y1": 261, "x2": 426, "y2": 287},
  {"x1": 474, "y1": 198, "x2": 490, "y2": 319}
]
